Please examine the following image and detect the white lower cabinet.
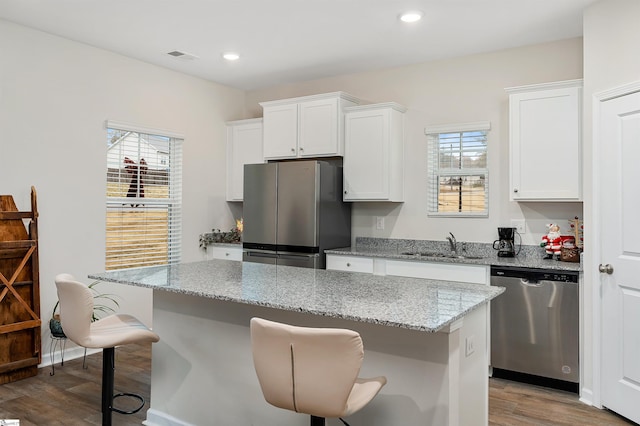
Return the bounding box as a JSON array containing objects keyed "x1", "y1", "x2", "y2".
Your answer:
[
  {"x1": 326, "y1": 254, "x2": 489, "y2": 284},
  {"x1": 326, "y1": 255, "x2": 374, "y2": 274},
  {"x1": 385, "y1": 259, "x2": 487, "y2": 284},
  {"x1": 207, "y1": 245, "x2": 242, "y2": 261}
]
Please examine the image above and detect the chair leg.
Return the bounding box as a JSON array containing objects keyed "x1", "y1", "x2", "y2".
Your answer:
[
  {"x1": 102, "y1": 347, "x2": 115, "y2": 426},
  {"x1": 101, "y1": 346, "x2": 146, "y2": 426},
  {"x1": 310, "y1": 415, "x2": 325, "y2": 426}
]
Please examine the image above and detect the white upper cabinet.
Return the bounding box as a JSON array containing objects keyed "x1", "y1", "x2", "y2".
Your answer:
[
  {"x1": 343, "y1": 102, "x2": 406, "y2": 202},
  {"x1": 226, "y1": 118, "x2": 264, "y2": 201},
  {"x1": 507, "y1": 79, "x2": 583, "y2": 202},
  {"x1": 260, "y1": 92, "x2": 361, "y2": 159}
]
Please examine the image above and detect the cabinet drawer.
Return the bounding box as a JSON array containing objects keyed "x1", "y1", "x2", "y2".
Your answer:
[
  {"x1": 207, "y1": 246, "x2": 242, "y2": 261},
  {"x1": 385, "y1": 259, "x2": 487, "y2": 284},
  {"x1": 326, "y1": 255, "x2": 373, "y2": 274}
]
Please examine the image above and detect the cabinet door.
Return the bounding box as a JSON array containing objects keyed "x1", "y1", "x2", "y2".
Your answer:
[
  {"x1": 510, "y1": 86, "x2": 581, "y2": 201},
  {"x1": 385, "y1": 260, "x2": 488, "y2": 284},
  {"x1": 263, "y1": 103, "x2": 298, "y2": 159},
  {"x1": 207, "y1": 245, "x2": 242, "y2": 261},
  {"x1": 298, "y1": 98, "x2": 339, "y2": 157},
  {"x1": 226, "y1": 121, "x2": 263, "y2": 201},
  {"x1": 326, "y1": 254, "x2": 374, "y2": 274},
  {"x1": 344, "y1": 109, "x2": 390, "y2": 200}
]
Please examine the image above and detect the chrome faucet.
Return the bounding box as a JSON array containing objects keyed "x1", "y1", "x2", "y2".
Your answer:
[{"x1": 446, "y1": 232, "x2": 457, "y2": 254}]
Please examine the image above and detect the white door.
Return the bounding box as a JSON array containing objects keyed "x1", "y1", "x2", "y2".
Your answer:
[{"x1": 599, "y1": 89, "x2": 640, "y2": 424}]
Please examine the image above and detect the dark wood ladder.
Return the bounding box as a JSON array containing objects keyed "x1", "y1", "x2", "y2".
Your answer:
[{"x1": 0, "y1": 186, "x2": 41, "y2": 383}]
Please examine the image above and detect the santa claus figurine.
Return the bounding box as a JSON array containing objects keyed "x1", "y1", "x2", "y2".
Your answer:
[{"x1": 541, "y1": 223, "x2": 562, "y2": 259}]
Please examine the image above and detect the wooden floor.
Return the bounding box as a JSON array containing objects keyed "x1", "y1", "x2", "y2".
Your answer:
[
  {"x1": 0, "y1": 344, "x2": 150, "y2": 425},
  {"x1": 489, "y1": 378, "x2": 634, "y2": 426},
  {"x1": 0, "y1": 342, "x2": 634, "y2": 425}
]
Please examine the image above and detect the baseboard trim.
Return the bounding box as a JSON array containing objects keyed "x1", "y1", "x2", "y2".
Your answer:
[
  {"x1": 143, "y1": 408, "x2": 196, "y2": 426},
  {"x1": 39, "y1": 345, "x2": 100, "y2": 368},
  {"x1": 579, "y1": 387, "x2": 596, "y2": 407}
]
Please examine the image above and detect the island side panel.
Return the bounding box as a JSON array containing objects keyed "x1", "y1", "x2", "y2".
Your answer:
[
  {"x1": 148, "y1": 290, "x2": 488, "y2": 426},
  {"x1": 457, "y1": 304, "x2": 489, "y2": 426}
]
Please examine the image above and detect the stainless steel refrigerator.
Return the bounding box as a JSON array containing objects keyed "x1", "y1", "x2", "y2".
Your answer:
[{"x1": 242, "y1": 160, "x2": 351, "y2": 268}]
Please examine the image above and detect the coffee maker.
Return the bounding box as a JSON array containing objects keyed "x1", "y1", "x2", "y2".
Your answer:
[{"x1": 493, "y1": 227, "x2": 520, "y2": 257}]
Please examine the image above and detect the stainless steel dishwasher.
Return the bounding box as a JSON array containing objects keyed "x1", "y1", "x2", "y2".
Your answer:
[{"x1": 490, "y1": 266, "x2": 579, "y2": 391}]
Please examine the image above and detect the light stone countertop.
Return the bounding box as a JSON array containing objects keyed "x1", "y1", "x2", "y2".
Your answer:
[
  {"x1": 89, "y1": 260, "x2": 504, "y2": 333},
  {"x1": 325, "y1": 237, "x2": 582, "y2": 272}
]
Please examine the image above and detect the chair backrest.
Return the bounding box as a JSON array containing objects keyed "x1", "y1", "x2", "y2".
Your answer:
[
  {"x1": 54, "y1": 273, "x2": 94, "y2": 347},
  {"x1": 250, "y1": 317, "x2": 364, "y2": 418}
]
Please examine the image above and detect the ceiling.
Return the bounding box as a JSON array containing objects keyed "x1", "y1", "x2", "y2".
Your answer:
[{"x1": 0, "y1": 0, "x2": 596, "y2": 90}]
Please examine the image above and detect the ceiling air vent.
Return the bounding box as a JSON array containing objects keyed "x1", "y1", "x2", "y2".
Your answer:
[{"x1": 166, "y1": 50, "x2": 199, "y2": 61}]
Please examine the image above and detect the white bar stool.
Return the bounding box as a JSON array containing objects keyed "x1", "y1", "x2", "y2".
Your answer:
[
  {"x1": 55, "y1": 273, "x2": 159, "y2": 426},
  {"x1": 250, "y1": 317, "x2": 387, "y2": 426}
]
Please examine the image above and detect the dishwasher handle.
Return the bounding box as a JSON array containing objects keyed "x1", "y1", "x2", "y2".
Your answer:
[{"x1": 520, "y1": 278, "x2": 543, "y2": 287}]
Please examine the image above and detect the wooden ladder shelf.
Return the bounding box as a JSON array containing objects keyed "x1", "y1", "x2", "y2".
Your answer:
[{"x1": 0, "y1": 186, "x2": 41, "y2": 383}]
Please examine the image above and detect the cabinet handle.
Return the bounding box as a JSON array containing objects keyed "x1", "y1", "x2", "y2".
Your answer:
[
  {"x1": 291, "y1": 148, "x2": 295, "y2": 152},
  {"x1": 344, "y1": 190, "x2": 348, "y2": 194},
  {"x1": 346, "y1": 263, "x2": 351, "y2": 267},
  {"x1": 513, "y1": 188, "x2": 519, "y2": 193},
  {"x1": 299, "y1": 147, "x2": 304, "y2": 151},
  {"x1": 225, "y1": 252, "x2": 229, "y2": 256}
]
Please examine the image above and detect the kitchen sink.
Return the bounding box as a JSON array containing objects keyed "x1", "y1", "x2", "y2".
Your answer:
[
  {"x1": 401, "y1": 251, "x2": 446, "y2": 257},
  {"x1": 451, "y1": 255, "x2": 484, "y2": 260},
  {"x1": 401, "y1": 251, "x2": 484, "y2": 260}
]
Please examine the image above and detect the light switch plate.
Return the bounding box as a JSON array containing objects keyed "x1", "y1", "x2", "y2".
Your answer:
[{"x1": 376, "y1": 216, "x2": 385, "y2": 230}]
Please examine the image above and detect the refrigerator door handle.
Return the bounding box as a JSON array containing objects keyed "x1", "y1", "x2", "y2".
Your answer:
[
  {"x1": 278, "y1": 253, "x2": 317, "y2": 260},
  {"x1": 244, "y1": 251, "x2": 278, "y2": 259}
]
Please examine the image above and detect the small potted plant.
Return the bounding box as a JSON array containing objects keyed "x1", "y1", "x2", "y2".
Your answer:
[{"x1": 49, "y1": 281, "x2": 120, "y2": 338}]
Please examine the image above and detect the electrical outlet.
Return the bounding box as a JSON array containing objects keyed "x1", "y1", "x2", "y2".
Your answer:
[
  {"x1": 376, "y1": 216, "x2": 385, "y2": 230},
  {"x1": 511, "y1": 219, "x2": 526, "y2": 234},
  {"x1": 465, "y1": 336, "x2": 475, "y2": 357}
]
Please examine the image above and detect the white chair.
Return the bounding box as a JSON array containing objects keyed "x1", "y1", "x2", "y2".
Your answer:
[
  {"x1": 54, "y1": 273, "x2": 159, "y2": 426},
  {"x1": 250, "y1": 317, "x2": 387, "y2": 426}
]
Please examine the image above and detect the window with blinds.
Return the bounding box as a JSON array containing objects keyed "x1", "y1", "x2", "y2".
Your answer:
[
  {"x1": 105, "y1": 122, "x2": 183, "y2": 270},
  {"x1": 426, "y1": 122, "x2": 489, "y2": 217}
]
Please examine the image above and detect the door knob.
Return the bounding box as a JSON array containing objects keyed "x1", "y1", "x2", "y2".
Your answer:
[{"x1": 599, "y1": 264, "x2": 614, "y2": 274}]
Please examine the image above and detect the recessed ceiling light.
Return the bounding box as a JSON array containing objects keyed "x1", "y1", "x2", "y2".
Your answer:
[
  {"x1": 399, "y1": 11, "x2": 424, "y2": 23},
  {"x1": 222, "y1": 52, "x2": 240, "y2": 61}
]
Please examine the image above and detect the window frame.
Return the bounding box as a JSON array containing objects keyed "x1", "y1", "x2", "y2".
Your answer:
[
  {"x1": 105, "y1": 120, "x2": 183, "y2": 270},
  {"x1": 425, "y1": 121, "x2": 490, "y2": 218}
]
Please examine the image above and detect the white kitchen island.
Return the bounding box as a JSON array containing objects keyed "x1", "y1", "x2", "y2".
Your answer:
[{"x1": 90, "y1": 260, "x2": 503, "y2": 426}]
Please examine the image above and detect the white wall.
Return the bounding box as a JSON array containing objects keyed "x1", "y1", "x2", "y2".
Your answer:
[
  {"x1": 245, "y1": 38, "x2": 584, "y2": 246},
  {"x1": 0, "y1": 20, "x2": 245, "y2": 362},
  {"x1": 581, "y1": 0, "x2": 640, "y2": 404}
]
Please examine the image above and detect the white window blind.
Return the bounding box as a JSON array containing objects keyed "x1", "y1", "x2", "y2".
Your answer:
[
  {"x1": 105, "y1": 124, "x2": 183, "y2": 270},
  {"x1": 426, "y1": 122, "x2": 489, "y2": 217}
]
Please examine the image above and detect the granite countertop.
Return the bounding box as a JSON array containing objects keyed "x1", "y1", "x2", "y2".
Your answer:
[
  {"x1": 89, "y1": 260, "x2": 504, "y2": 333},
  {"x1": 325, "y1": 237, "x2": 582, "y2": 272}
]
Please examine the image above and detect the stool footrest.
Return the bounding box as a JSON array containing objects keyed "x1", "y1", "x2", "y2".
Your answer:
[{"x1": 112, "y1": 392, "x2": 145, "y2": 414}]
